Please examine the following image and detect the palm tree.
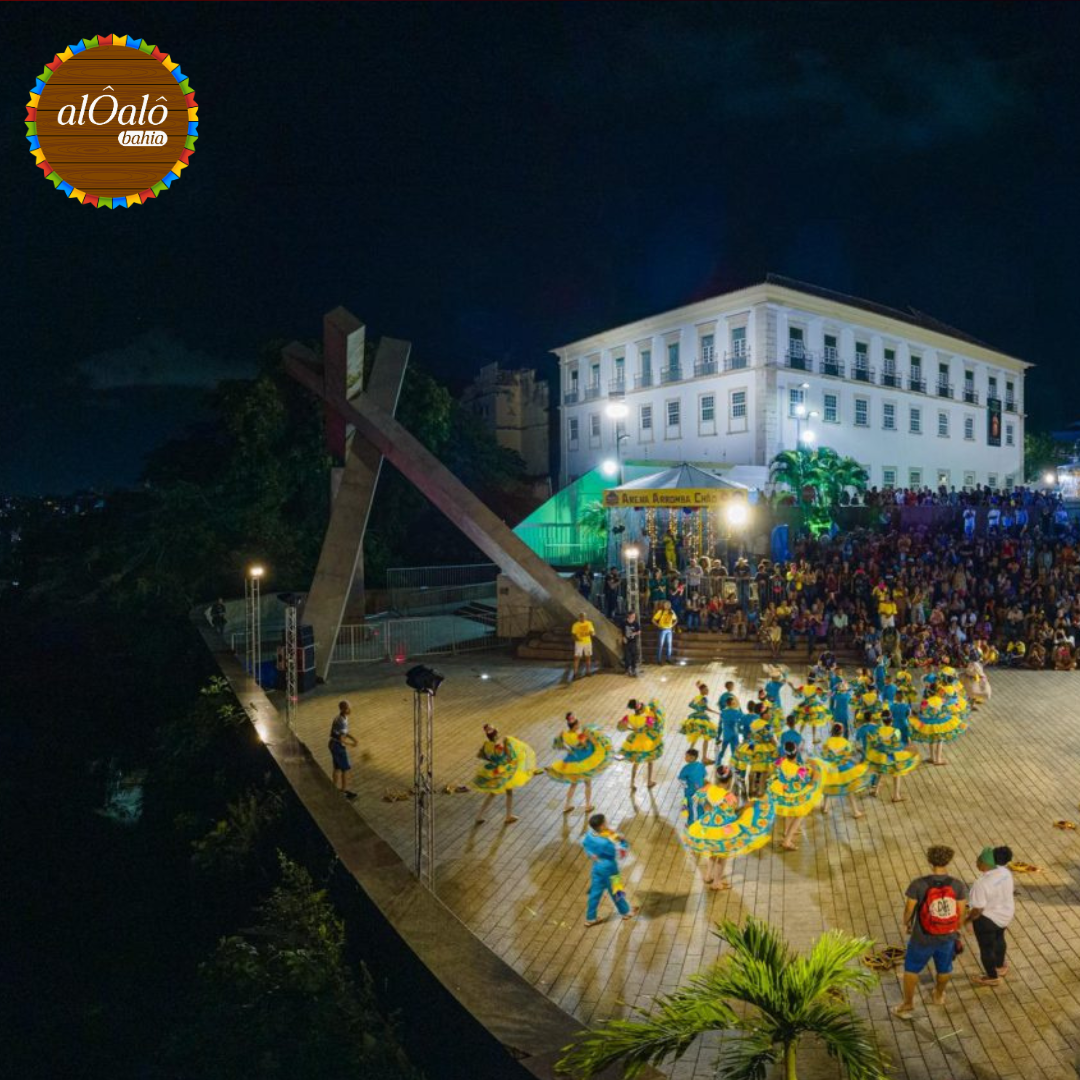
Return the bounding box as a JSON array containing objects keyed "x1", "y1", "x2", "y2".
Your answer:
[
  {"x1": 769, "y1": 448, "x2": 868, "y2": 535},
  {"x1": 557, "y1": 917, "x2": 889, "y2": 1080}
]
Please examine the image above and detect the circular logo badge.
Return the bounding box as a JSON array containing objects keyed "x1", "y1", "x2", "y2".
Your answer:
[{"x1": 26, "y1": 35, "x2": 197, "y2": 207}]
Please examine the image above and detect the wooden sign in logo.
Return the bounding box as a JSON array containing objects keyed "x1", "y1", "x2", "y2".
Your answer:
[{"x1": 26, "y1": 35, "x2": 197, "y2": 207}]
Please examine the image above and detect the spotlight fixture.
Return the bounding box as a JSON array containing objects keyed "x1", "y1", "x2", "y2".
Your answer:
[{"x1": 406, "y1": 665, "x2": 445, "y2": 695}]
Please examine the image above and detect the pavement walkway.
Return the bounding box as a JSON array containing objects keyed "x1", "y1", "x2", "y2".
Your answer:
[{"x1": 291, "y1": 654, "x2": 1080, "y2": 1080}]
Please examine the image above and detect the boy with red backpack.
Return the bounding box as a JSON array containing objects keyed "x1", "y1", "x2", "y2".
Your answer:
[{"x1": 893, "y1": 845, "x2": 969, "y2": 1020}]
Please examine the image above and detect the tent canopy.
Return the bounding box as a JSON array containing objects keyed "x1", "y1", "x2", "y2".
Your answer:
[
  {"x1": 616, "y1": 463, "x2": 745, "y2": 491},
  {"x1": 603, "y1": 463, "x2": 747, "y2": 509}
]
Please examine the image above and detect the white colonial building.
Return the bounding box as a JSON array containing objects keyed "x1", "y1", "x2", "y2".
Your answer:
[{"x1": 554, "y1": 275, "x2": 1029, "y2": 492}]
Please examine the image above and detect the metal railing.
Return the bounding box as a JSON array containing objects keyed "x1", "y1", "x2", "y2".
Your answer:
[
  {"x1": 609, "y1": 377, "x2": 626, "y2": 395},
  {"x1": 331, "y1": 615, "x2": 506, "y2": 665},
  {"x1": 387, "y1": 563, "x2": 498, "y2": 612},
  {"x1": 937, "y1": 381, "x2": 953, "y2": 399},
  {"x1": 584, "y1": 383, "x2": 602, "y2": 401},
  {"x1": 784, "y1": 348, "x2": 813, "y2": 372},
  {"x1": 635, "y1": 372, "x2": 653, "y2": 389},
  {"x1": 693, "y1": 358, "x2": 719, "y2": 377},
  {"x1": 660, "y1": 366, "x2": 682, "y2": 384},
  {"x1": 821, "y1": 353, "x2": 844, "y2": 378},
  {"x1": 909, "y1": 376, "x2": 926, "y2": 393},
  {"x1": 852, "y1": 364, "x2": 874, "y2": 384},
  {"x1": 514, "y1": 522, "x2": 607, "y2": 567},
  {"x1": 963, "y1": 388, "x2": 979, "y2": 404},
  {"x1": 563, "y1": 390, "x2": 578, "y2": 405},
  {"x1": 881, "y1": 370, "x2": 901, "y2": 388},
  {"x1": 1005, "y1": 398, "x2": 1017, "y2": 413},
  {"x1": 725, "y1": 349, "x2": 750, "y2": 370}
]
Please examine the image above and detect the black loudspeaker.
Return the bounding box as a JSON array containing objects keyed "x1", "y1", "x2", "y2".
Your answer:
[
  {"x1": 300, "y1": 644, "x2": 316, "y2": 672},
  {"x1": 297, "y1": 668, "x2": 316, "y2": 693},
  {"x1": 299, "y1": 624, "x2": 315, "y2": 646}
]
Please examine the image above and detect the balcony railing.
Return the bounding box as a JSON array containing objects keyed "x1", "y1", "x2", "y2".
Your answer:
[
  {"x1": 609, "y1": 377, "x2": 626, "y2": 396},
  {"x1": 909, "y1": 376, "x2": 926, "y2": 393},
  {"x1": 852, "y1": 364, "x2": 874, "y2": 384},
  {"x1": 563, "y1": 390, "x2": 578, "y2": 405},
  {"x1": 660, "y1": 366, "x2": 682, "y2": 385},
  {"x1": 724, "y1": 348, "x2": 750, "y2": 370},
  {"x1": 635, "y1": 372, "x2": 653, "y2": 389},
  {"x1": 880, "y1": 370, "x2": 901, "y2": 388},
  {"x1": 821, "y1": 357, "x2": 844, "y2": 378},
  {"x1": 584, "y1": 383, "x2": 602, "y2": 401},
  {"x1": 693, "y1": 358, "x2": 719, "y2": 377},
  {"x1": 784, "y1": 348, "x2": 813, "y2": 372},
  {"x1": 1005, "y1": 397, "x2": 1017, "y2": 413},
  {"x1": 963, "y1": 388, "x2": 979, "y2": 405},
  {"x1": 937, "y1": 381, "x2": 953, "y2": 399}
]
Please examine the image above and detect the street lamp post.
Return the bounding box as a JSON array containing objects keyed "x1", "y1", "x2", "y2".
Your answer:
[
  {"x1": 605, "y1": 401, "x2": 630, "y2": 486},
  {"x1": 793, "y1": 402, "x2": 819, "y2": 448},
  {"x1": 245, "y1": 564, "x2": 264, "y2": 685}
]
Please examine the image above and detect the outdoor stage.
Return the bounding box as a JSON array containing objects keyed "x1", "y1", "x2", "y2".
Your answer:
[{"x1": 290, "y1": 655, "x2": 1080, "y2": 1080}]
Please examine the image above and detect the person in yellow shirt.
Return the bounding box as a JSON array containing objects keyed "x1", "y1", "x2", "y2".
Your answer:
[
  {"x1": 571, "y1": 612, "x2": 596, "y2": 679},
  {"x1": 879, "y1": 597, "x2": 898, "y2": 629},
  {"x1": 652, "y1": 600, "x2": 678, "y2": 664}
]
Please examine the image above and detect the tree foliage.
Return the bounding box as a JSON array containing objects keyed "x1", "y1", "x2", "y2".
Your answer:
[
  {"x1": 163, "y1": 854, "x2": 420, "y2": 1080},
  {"x1": 1023, "y1": 429, "x2": 1067, "y2": 481},
  {"x1": 558, "y1": 917, "x2": 889, "y2": 1080},
  {"x1": 769, "y1": 447, "x2": 868, "y2": 536}
]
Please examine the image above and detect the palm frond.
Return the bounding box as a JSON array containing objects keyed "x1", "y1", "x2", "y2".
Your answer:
[
  {"x1": 716, "y1": 1027, "x2": 781, "y2": 1080},
  {"x1": 782, "y1": 930, "x2": 878, "y2": 1016},
  {"x1": 799, "y1": 1001, "x2": 891, "y2": 1080},
  {"x1": 557, "y1": 983, "x2": 737, "y2": 1079}
]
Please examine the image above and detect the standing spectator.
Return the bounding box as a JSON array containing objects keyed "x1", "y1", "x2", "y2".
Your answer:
[
  {"x1": 603, "y1": 568, "x2": 621, "y2": 619},
  {"x1": 576, "y1": 564, "x2": 593, "y2": 602},
  {"x1": 570, "y1": 611, "x2": 596, "y2": 680},
  {"x1": 652, "y1": 600, "x2": 677, "y2": 664},
  {"x1": 621, "y1": 609, "x2": 642, "y2": 677},
  {"x1": 685, "y1": 558, "x2": 704, "y2": 598},
  {"x1": 965, "y1": 845, "x2": 1015, "y2": 987},
  {"x1": 893, "y1": 845, "x2": 968, "y2": 1019},
  {"x1": 210, "y1": 597, "x2": 227, "y2": 636},
  {"x1": 329, "y1": 701, "x2": 358, "y2": 801}
]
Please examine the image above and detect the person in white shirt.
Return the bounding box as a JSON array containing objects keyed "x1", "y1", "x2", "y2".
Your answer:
[{"x1": 965, "y1": 845, "x2": 1014, "y2": 986}]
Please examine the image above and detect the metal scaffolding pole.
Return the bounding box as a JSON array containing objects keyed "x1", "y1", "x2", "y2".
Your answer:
[
  {"x1": 284, "y1": 603, "x2": 298, "y2": 727},
  {"x1": 412, "y1": 690, "x2": 436, "y2": 892},
  {"x1": 624, "y1": 548, "x2": 641, "y2": 620}
]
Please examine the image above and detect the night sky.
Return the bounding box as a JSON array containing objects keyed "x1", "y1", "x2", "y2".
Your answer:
[{"x1": 5, "y1": 2, "x2": 1078, "y2": 494}]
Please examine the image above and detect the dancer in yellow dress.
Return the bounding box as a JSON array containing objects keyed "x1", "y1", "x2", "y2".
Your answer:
[
  {"x1": 768, "y1": 745, "x2": 824, "y2": 850},
  {"x1": 683, "y1": 767, "x2": 775, "y2": 890},
  {"x1": 546, "y1": 712, "x2": 612, "y2": 814},
  {"x1": 679, "y1": 682, "x2": 719, "y2": 764},
  {"x1": 472, "y1": 723, "x2": 536, "y2": 824},
  {"x1": 790, "y1": 683, "x2": 832, "y2": 750},
  {"x1": 911, "y1": 672, "x2": 968, "y2": 766},
  {"x1": 819, "y1": 723, "x2": 869, "y2": 818},
  {"x1": 617, "y1": 698, "x2": 663, "y2": 792},
  {"x1": 732, "y1": 717, "x2": 778, "y2": 798},
  {"x1": 865, "y1": 715, "x2": 920, "y2": 802}
]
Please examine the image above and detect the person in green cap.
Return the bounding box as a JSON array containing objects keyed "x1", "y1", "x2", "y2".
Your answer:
[{"x1": 964, "y1": 845, "x2": 1014, "y2": 986}]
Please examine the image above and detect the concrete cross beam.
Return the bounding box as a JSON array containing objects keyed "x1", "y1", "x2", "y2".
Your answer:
[
  {"x1": 300, "y1": 311, "x2": 410, "y2": 679},
  {"x1": 284, "y1": 329, "x2": 622, "y2": 669}
]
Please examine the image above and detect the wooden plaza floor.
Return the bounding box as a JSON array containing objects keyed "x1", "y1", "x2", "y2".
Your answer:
[{"x1": 291, "y1": 649, "x2": 1080, "y2": 1080}]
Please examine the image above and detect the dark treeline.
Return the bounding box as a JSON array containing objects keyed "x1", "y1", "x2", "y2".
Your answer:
[{"x1": 0, "y1": 347, "x2": 527, "y2": 1078}]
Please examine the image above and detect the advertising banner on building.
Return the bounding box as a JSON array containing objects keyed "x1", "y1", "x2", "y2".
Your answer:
[{"x1": 987, "y1": 398, "x2": 1002, "y2": 446}]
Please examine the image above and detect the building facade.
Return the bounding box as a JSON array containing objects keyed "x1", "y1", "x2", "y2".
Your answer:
[
  {"x1": 461, "y1": 362, "x2": 551, "y2": 480},
  {"x1": 554, "y1": 275, "x2": 1029, "y2": 492}
]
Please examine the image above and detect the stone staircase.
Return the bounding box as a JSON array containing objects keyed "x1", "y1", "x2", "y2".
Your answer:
[{"x1": 517, "y1": 627, "x2": 864, "y2": 667}]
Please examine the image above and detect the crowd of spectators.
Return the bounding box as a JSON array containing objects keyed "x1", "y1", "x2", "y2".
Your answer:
[{"x1": 581, "y1": 485, "x2": 1079, "y2": 671}]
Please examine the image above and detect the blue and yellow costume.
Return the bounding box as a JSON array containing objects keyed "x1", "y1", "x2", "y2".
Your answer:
[
  {"x1": 471, "y1": 735, "x2": 537, "y2": 793},
  {"x1": 732, "y1": 718, "x2": 779, "y2": 776},
  {"x1": 680, "y1": 692, "x2": 715, "y2": 744},
  {"x1": 893, "y1": 668, "x2": 919, "y2": 706},
  {"x1": 790, "y1": 684, "x2": 832, "y2": 734},
  {"x1": 865, "y1": 723, "x2": 920, "y2": 776},
  {"x1": 546, "y1": 726, "x2": 612, "y2": 784},
  {"x1": 683, "y1": 784, "x2": 775, "y2": 858},
  {"x1": 767, "y1": 757, "x2": 825, "y2": 816},
  {"x1": 617, "y1": 705, "x2": 663, "y2": 762},
  {"x1": 583, "y1": 826, "x2": 631, "y2": 921},
  {"x1": 910, "y1": 692, "x2": 967, "y2": 744},
  {"x1": 819, "y1": 735, "x2": 871, "y2": 795}
]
